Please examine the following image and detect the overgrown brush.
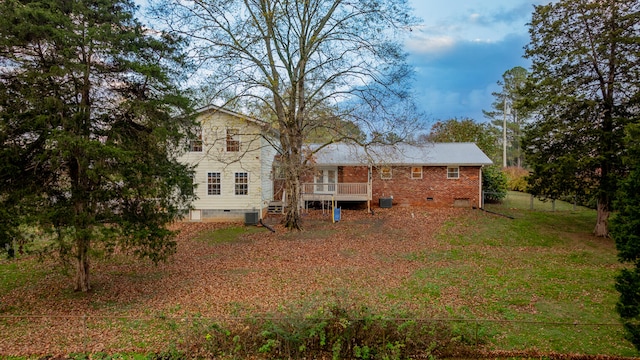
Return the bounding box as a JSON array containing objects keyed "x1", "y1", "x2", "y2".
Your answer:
[
  {"x1": 503, "y1": 166, "x2": 529, "y2": 192},
  {"x1": 169, "y1": 305, "x2": 480, "y2": 359}
]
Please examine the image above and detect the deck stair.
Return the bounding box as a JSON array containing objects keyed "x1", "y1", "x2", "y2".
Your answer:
[{"x1": 267, "y1": 201, "x2": 284, "y2": 214}]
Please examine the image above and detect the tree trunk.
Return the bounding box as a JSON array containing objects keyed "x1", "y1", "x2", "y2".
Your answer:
[
  {"x1": 594, "y1": 198, "x2": 610, "y2": 237},
  {"x1": 283, "y1": 150, "x2": 303, "y2": 230},
  {"x1": 284, "y1": 175, "x2": 302, "y2": 230},
  {"x1": 279, "y1": 108, "x2": 305, "y2": 230},
  {"x1": 74, "y1": 237, "x2": 90, "y2": 292}
]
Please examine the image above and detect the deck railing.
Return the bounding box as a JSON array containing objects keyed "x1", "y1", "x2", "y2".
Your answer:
[{"x1": 301, "y1": 183, "x2": 370, "y2": 201}]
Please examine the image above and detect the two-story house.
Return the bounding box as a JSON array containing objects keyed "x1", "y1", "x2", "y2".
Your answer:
[{"x1": 179, "y1": 105, "x2": 278, "y2": 222}]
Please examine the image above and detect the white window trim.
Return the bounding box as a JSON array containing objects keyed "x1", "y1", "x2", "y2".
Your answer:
[
  {"x1": 190, "y1": 126, "x2": 203, "y2": 152},
  {"x1": 411, "y1": 166, "x2": 423, "y2": 179},
  {"x1": 380, "y1": 166, "x2": 392, "y2": 180},
  {"x1": 447, "y1": 167, "x2": 459, "y2": 179},
  {"x1": 234, "y1": 172, "x2": 249, "y2": 195},
  {"x1": 207, "y1": 172, "x2": 221, "y2": 196},
  {"x1": 226, "y1": 128, "x2": 240, "y2": 152}
]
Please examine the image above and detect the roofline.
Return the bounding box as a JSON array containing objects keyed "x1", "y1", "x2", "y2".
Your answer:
[
  {"x1": 317, "y1": 162, "x2": 492, "y2": 167},
  {"x1": 195, "y1": 105, "x2": 279, "y2": 137},
  {"x1": 195, "y1": 104, "x2": 265, "y2": 125},
  {"x1": 307, "y1": 143, "x2": 493, "y2": 167}
]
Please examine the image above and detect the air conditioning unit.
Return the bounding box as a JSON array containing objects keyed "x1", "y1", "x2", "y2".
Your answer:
[
  {"x1": 245, "y1": 211, "x2": 259, "y2": 225},
  {"x1": 379, "y1": 197, "x2": 393, "y2": 208}
]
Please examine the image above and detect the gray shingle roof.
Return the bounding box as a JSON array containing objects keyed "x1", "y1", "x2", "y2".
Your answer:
[{"x1": 309, "y1": 143, "x2": 493, "y2": 166}]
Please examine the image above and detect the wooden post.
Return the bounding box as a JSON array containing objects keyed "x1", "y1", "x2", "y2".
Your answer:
[{"x1": 530, "y1": 194, "x2": 534, "y2": 210}]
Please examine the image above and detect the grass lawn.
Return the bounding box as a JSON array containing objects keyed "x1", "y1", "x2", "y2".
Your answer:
[
  {"x1": 0, "y1": 200, "x2": 636, "y2": 357},
  {"x1": 418, "y1": 210, "x2": 630, "y2": 355}
]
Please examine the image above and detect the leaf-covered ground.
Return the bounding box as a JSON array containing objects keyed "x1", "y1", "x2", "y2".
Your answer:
[{"x1": 0, "y1": 207, "x2": 462, "y2": 356}]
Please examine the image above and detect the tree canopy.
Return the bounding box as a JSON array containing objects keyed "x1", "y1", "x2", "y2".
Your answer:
[
  {"x1": 0, "y1": 0, "x2": 196, "y2": 291},
  {"x1": 522, "y1": 0, "x2": 640, "y2": 237},
  {"x1": 152, "y1": 0, "x2": 422, "y2": 229},
  {"x1": 424, "y1": 118, "x2": 500, "y2": 163}
]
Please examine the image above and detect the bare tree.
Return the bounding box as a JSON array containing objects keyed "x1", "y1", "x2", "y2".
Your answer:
[{"x1": 152, "y1": 0, "x2": 422, "y2": 229}]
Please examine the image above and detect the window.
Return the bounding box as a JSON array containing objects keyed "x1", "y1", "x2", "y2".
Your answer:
[
  {"x1": 226, "y1": 128, "x2": 240, "y2": 152},
  {"x1": 207, "y1": 172, "x2": 220, "y2": 195},
  {"x1": 380, "y1": 166, "x2": 392, "y2": 180},
  {"x1": 380, "y1": 166, "x2": 392, "y2": 179},
  {"x1": 235, "y1": 172, "x2": 248, "y2": 195},
  {"x1": 447, "y1": 167, "x2": 459, "y2": 179},
  {"x1": 411, "y1": 166, "x2": 422, "y2": 179},
  {"x1": 314, "y1": 168, "x2": 336, "y2": 193},
  {"x1": 190, "y1": 127, "x2": 203, "y2": 152},
  {"x1": 273, "y1": 161, "x2": 285, "y2": 180}
]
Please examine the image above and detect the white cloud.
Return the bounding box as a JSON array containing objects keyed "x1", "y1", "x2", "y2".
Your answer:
[
  {"x1": 405, "y1": 35, "x2": 456, "y2": 55},
  {"x1": 469, "y1": 13, "x2": 482, "y2": 23}
]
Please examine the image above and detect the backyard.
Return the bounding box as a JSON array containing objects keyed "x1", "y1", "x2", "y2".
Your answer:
[{"x1": 0, "y1": 195, "x2": 636, "y2": 357}]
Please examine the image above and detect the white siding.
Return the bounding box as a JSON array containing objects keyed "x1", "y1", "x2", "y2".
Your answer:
[
  {"x1": 260, "y1": 136, "x2": 278, "y2": 207},
  {"x1": 178, "y1": 110, "x2": 277, "y2": 220}
]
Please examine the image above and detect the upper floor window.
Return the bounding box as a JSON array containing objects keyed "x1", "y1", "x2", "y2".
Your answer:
[
  {"x1": 235, "y1": 172, "x2": 248, "y2": 195},
  {"x1": 190, "y1": 127, "x2": 203, "y2": 152},
  {"x1": 380, "y1": 166, "x2": 392, "y2": 180},
  {"x1": 226, "y1": 128, "x2": 240, "y2": 152},
  {"x1": 411, "y1": 166, "x2": 422, "y2": 179},
  {"x1": 447, "y1": 167, "x2": 459, "y2": 179}
]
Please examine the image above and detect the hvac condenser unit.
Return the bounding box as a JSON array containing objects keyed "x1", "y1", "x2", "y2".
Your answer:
[
  {"x1": 244, "y1": 212, "x2": 259, "y2": 225},
  {"x1": 379, "y1": 198, "x2": 393, "y2": 208}
]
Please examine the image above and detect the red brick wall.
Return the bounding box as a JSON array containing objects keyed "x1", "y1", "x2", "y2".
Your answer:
[
  {"x1": 371, "y1": 166, "x2": 481, "y2": 208},
  {"x1": 339, "y1": 166, "x2": 368, "y2": 183},
  {"x1": 274, "y1": 164, "x2": 482, "y2": 208}
]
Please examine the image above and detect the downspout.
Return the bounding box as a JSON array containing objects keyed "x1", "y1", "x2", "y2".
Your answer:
[{"x1": 479, "y1": 166, "x2": 483, "y2": 209}]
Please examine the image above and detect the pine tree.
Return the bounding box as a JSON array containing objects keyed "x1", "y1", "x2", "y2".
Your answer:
[
  {"x1": 611, "y1": 124, "x2": 640, "y2": 350},
  {"x1": 0, "y1": 0, "x2": 196, "y2": 291}
]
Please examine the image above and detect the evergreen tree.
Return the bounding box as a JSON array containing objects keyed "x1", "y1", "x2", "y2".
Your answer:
[
  {"x1": 0, "y1": 0, "x2": 196, "y2": 291},
  {"x1": 611, "y1": 124, "x2": 640, "y2": 350}
]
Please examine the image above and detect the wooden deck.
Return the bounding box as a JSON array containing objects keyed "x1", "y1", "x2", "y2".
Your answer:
[{"x1": 301, "y1": 183, "x2": 371, "y2": 202}]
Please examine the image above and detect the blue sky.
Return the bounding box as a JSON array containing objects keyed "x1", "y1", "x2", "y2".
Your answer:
[{"x1": 405, "y1": 0, "x2": 551, "y2": 124}]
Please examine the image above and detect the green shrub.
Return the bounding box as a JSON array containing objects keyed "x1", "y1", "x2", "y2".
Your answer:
[
  {"x1": 611, "y1": 163, "x2": 640, "y2": 351},
  {"x1": 483, "y1": 166, "x2": 508, "y2": 203},
  {"x1": 503, "y1": 166, "x2": 529, "y2": 192},
  {"x1": 169, "y1": 306, "x2": 480, "y2": 359}
]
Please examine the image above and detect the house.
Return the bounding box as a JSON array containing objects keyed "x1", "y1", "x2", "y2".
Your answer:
[
  {"x1": 296, "y1": 142, "x2": 493, "y2": 210},
  {"x1": 179, "y1": 106, "x2": 278, "y2": 221}
]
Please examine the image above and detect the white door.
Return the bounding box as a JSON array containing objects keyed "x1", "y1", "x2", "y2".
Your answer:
[{"x1": 314, "y1": 168, "x2": 337, "y2": 194}]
